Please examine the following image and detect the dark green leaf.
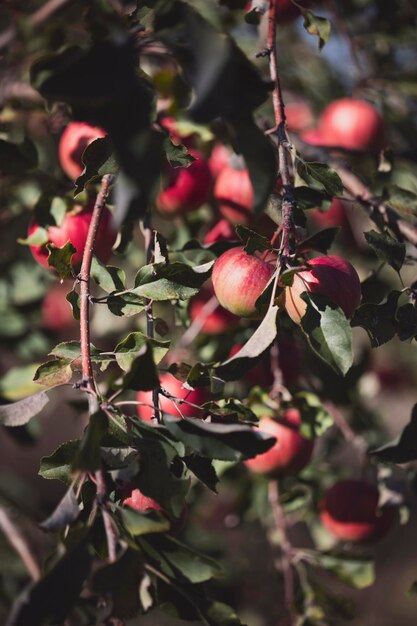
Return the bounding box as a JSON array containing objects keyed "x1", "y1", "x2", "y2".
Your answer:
[
  {"x1": 351, "y1": 291, "x2": 400, "y2": 348},
  {"x1": 296, "y1": 161, "x2": 343, "y2": 196},
  {"x1": 396, "y1": 303, "x2": 417, "y2": 340},
  {"x1": 66, "y1": 288, "x2": 80, "y2": 321},
  {"x1": 364, "y1": 229, "x2": 406, "y2": 272},
  {"x1": 39, "y1": 440, "x2": 80, "y2": 483},
  {"x1": 0, "y1": 138, "x2": 38, "y2": 175},
  {"x1": 114, "y1": 332, "x2": 170, "y2": 371},
  {"x1": 46, "y1": 242, "x2": 77, "y2": 279},
  {"x1": 370, "y1": 404, "x2": 417, "y2": 463},
  {"x1": 235, "y1": 225, "x2": 272, "y2": 254},
  {"x1": 107, "y1": 292, "x2": 145, "y2": 316},
  {"x1": 121, "y1": 343, "x2": 160, "y2": 392},
  {"x1": 183, "y1": 455, "x2": 219, "y2": 492},
  {"x1": 74, "y1": 136, "x2": 118, "y2": 195},
  {"x1": 73, "y1": 412, "x2": 108, "y2": 472},
  {"x1": 91, "y1": 256, "x2": 126, "y2": 293},
  {"x1": 297, "y1": 228, "x2": 340, "y2": 254},
  {"x1": 39, "y1": 486, "x2": 79, "y2": 531},
  {"x1": 132, "y1": 261, "x2": 214, "y2": 301},
  {"x1": 0, "y1": 391, "x2": 49, "y2": 427},
  {"x1": 164, "y1": 138, "x2": 195, "y2": 168},
  {"x1": 119, "y1": 506, "x2": 171, "y2": 536},
  {"x1": 300, "y1": 293, "x2": 353, "y2": 376}
]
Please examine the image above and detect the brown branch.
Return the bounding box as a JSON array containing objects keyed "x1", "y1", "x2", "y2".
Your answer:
[
  {"x1": 268, "y1": 480, "x2": 295, "y2": 625},
  {"x1": 79, "y1": 174, "x2": 114, "y2": 392},
  {"x1": 267, "y1": 0, "x2": 296, "y2": 261}
]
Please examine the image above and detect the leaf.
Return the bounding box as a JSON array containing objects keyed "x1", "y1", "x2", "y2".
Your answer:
[
  {"x1": 121, "y1": 344, "x2": 160, "y2": 392},
  {"x1": 302, "y1": 10, "x2": 331, "y2": 50},
  {"x1": 396, "y1": 303, "x2": 417, "y2": 341},
  {"x1": 74, "y1": 135, "x2": 118, "y2": 195},
  {"x1": 294, "y1": 186, "x2": 331, "y2": 211},
  {"x1": 132, "y1": 261, "x2": 214, "y2": 301},
  {"x1": 39, "y1": 440, "x2": 80, "y2": 483},
  {"x1": 183, "y1": 455, "x2": 219, "y2": 492},
  {"x1": 297, "y1": 228, "x2": 340, "y2": 254},
  {"x1": 300, "y1": 293, "x2": 353, "y2": 376},
  {"x1": 364, "y1": 229, "x2": 406, "y2": 272},
  {"x1": 73, "y1": 411, "x2": 108, "y2": 472},
  {"x1": 66, "y1": 288, "x2": 80, "y2": 320},
  {"x1": 6, "y1": 536, "x2": 92, "y2": 626},
  {"x1": 292, "y1": 392, "x2": 334, "y2": 438},
  {"x1": 46, "y1": 241, "x2": 76, "y2": 279},
  {"x1": 235, "y1": 225, "x2": 272, "y2": 254},
  {"x1": 306, "y1": 551, "x2": 375, "y2": 589},
  {"x1": 370, "y1": 404, "x2": 417, "y2": 463},
  {"x1": 33, "y1": 359, "x2": 73, "y2": 387},
  {"x1": 215, "y1": 306, "x2": 278, "y2": 381},
  {"x1": 205, "y1": 601, "x2": 245, "y2": 626},
  {"x1": 0, "y1": 391, "x2": 49, "y2": 427},
  {"x1": 107, "y1": 292, "x2": 145, "y2": 317},
  {"x1": 163, "y1": 414, "x2": 276, "y2": 462},
  {"x1": 164, "y1": 138, "x2": 196, "y2": 168},
  {"x1": 351, "y1": 291, "x2": 400, "y2": 348},
  {"x1": 91, "y1": 256, "x2": 126, "y2": 293},
  {"x1": 119, "y1": 506, "x2": 171, "y2": 536},
  {"x1": 296, "y1": 161, "x2": 343, "y2": 197},
  {"x1": 114, "y1": 332, "x2": 170, "y2": 371},
  {"x1": 39, "y1": 486, "x2": 79, "y2": 531}
]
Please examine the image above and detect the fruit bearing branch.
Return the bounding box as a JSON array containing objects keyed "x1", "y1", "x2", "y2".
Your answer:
[{"x1": 267, "y1": 0, "x2": 296, "y2": 261}]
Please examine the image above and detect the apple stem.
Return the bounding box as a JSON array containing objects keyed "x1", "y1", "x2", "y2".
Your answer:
[
  {"x1": 268, "y1": 479, "x2": 295, "y2": 623},
  {"x1": 143, "y1": 212, "x2": 161, "y2": 423},
  {"x1": 267, "y1": 0, "x2": 297, "y2": 262}
]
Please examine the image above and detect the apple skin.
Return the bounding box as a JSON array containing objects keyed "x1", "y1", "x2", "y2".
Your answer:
[
  {"x1": 310, "y1": 198, "x2": 349, "y2": 229},
  {"x1": 212, "y1": 246, "x2": 277, "y2": 318},
  {"x1": 214, "y1": 165, "x2": 254, "y2": 225},
  {"x1": 316, "y1": 99, "x2": 384, "y2": 152},
  {"x1": 58, "y1": 121, "x2": 106, "y2": 180},
  {"x1": 156, "y1": 149, "x2": 212, "y2": 217},
  {"x1": 245, "y1": 410, "x2": 314, "y2": 475},
  {"x1": 283, "y1": 255, "x2": 361, "y2": 325},
  {"x1": 320, "y1": 480, "x2": 396, "y2": 543},
  {"x1": 285, "y1": 101, "x2": 314, "y2": 133},
  {"x1": 203, "y1": 219, "x2": 237, "y2": 244},
  {"x1": 136, "y1": 372, "x2": 209, "y2": 422},
  {"x1": 41, "y1": 281, "x2": 77, "y2": 332},
  {"x1": 208, "y1": 143, "x2": 232, "y2": 178},
  {"x1": 28, "y1": 204, "x2": 117, "y2": 272},
  {"x1": 189, "y1": 288, "x2": 239, "y2": 335}
]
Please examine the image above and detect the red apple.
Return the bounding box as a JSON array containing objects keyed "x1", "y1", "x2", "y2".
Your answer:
[
  {"x1": 208, "y1": 143, "x2": 232, "y2": 178},
  {"x1": 189, "y1": 288, "x2": 239, "y2": 335},
  {"x1": 283, "y1": 255, "x2": 361, "y2": 324},
  {"x1": 136, "y1": 372, "x2": 209, "y2": 422},
  {"x1": 214, "y1": 164, "x2": 254, "y2": 225},
  {"x1": 245, "y1": 410, "x2": 314, "y2": 475},
  {"x1": 41, "y1": 281, "x2": 77, "y2": 333},
  {"x1": 159, "y1": 116, "x2": 196, "y2": 148},
  {"x1": 28, "y1": 204, "x2": 117, "y2": 272},
  {"x1": 310, "y1": 198, "x2": 349, "y2": 229},
  {"x1": 203, "y1": 219, "x2": 237, "y2": 244},
  {"x1": 285, "y1": 101, "x2": 314, "y2": 133},
  {"x1": 300, "y1": 128, "x2": 330, "y2": 146},
  {"x1": 58, "y1": 121, "x2": 106, "y2": 180},
  {"x1": 320, "y1": 479, "x2": 396, "y2": 543},
  {"x1": 212, "y1": 246, "x2": 277, "y2": 318},
  {"x1": 156, "y1": 149, "x2": 212, "y2": 217},
  {"x1": 316, "y1": 98, "x2": 384, "y2": 152}
]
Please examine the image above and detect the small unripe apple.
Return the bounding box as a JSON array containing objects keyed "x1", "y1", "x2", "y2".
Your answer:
[
  {"x1": 28, "y1": 204, "x2": 117, "y2": 272},
  {"x1": 203, "y1": 219, "x2": 237, "y2": 244},
  {"x1": 283, "y1": 255, "x2": 361, "y2": 324},
  {"x1": 156, "y1": 149, "x2": 212, "y2": 217},
  {"x1": 316, "y1": 98, "x2": 384, "y2": 152},
  {"x1": 136, "y1": 372, "x2": 209, "y2": 422},
  {"x1": 245, "y1": 410, "x2": 314, "y2": 475},
  {"x1": 212, "y1": 246, "x2": 277, "y2": 318},
  {"x1": 320, "y1": 479, "x2": 396, "y2": 543},
  {"x1": 189, "y1": 288, "x2": 239, "y2": 335},
  {"x1": 41, "y1": 281, "x2": 77, "y2": 333},
  {"x1": 58, "y1": 121, "x2": 106, "y2": 180}
]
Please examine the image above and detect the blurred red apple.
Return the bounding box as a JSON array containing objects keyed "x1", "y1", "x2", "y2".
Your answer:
[
  {"x1": 208, "y1": 143, "x2": 233, "y2": 178},
  {"x1": 245, "y1": 410, "x2": 314, "y2": 475},
  {"x1": 189, "y1": 288, "x2": 239, "y2": 335},
  {"x1": 285, "y1": 101, "x2": 314, "y2": 133},
  {"x1": 28, "y1": 203, "x2": 117, "y2": 272},
  {"x1": 283, "y1": 255, "x2": 361, "y2": 324},
  {"x1": 310, "y1": 198, "x2": 349, "y2": 229},
  {"x1": 204, "y1": 219, "x2": 237, "y2": 244},
  {"x1": 41, "y1": 281, "x2": 77, "y2": 333},
  {"x1": 212, "y1": 246, "x2": 277, "y2": 318},
  {"x1": 136, "y1": 372, "x2": 209, "y2": 422},
  {"x1": 214, "y1": 163, "x2": 254, "y2": 225},
  {"x1": 156, "y1": 149, "x2": 212, "y2": 217},
  {"x1": 59, "y1": 121, "x2": 106, "y2": 180},
  {"x1": 320, "y1": 479, "x2": 396, "y2": 542}
]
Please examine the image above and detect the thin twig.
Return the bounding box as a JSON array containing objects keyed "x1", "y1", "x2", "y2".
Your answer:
[
  {"x1": 268, "y1": 479, "x2": 295, "y2": 625},
  {"x1": 178, "y1": 294, "x2": 219, "y2": 347},
  {"x1": 0, "y1": 507, "x2": 41, "y2": 581},
  {"x1": 95, "y1": 469, "x2": 118, "y2": 563}
]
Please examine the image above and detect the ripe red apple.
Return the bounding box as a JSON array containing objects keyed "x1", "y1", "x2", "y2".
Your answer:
[
  {"x1": 320, "y1": 480, "x2": 396, "y2": 543},
  {"x1": 159, "y1": 116, "x2": 196, "y2": 148},
  {"x1": 283, "y1": 255, "x2": 361, "y2": 324},
  {"x1": 285, "y1": 101, "x2": 314, "y2": 133},
  {"x1": 310, "y1": 198, "x2": 349, "y2": 229},
  {"x1": 208, "y1": 143, "x2": 232, "y2": 178},
  {"x1": 214, "y1": 164, "x2": 254, "y2": 225},
  {"x1": 58, "y1": 121, "x2": 106, "y2": 180},
  {"x1": 189, "y1": 288, "x2": 239, "y2": 335},
  {"x1": 156, "y1": 149, "x2": 212, "y2": 217},
  {"x1": 314, "y1": 99, "x2": 384, "y2": 152},
  {"x1": 245, "y1": 410, "x2": 314, "y2": 475},
  {"x1": 41, "y1": 281, "x2": 77, "y2": 333},
  {"x1": 203, "y1": 219, "x2": 237, "y2": 244},
  {"x1": 28, "y1": 204, "x2": 117, "y2": 272},
  {"x1": 136, "y1": 372, "x2": 209, "y2": 422},
  {"x1": 212, "y1": 246, "x2": 277, "y2": 318}
]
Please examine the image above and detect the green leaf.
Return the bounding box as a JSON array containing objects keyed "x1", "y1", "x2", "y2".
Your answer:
[
  {"x1": 163, "y1": 414, "x2": 276, "y2": 462},
  {"x1": 119, "y1": 506, "x2": 171, "y2": 536},
  {"x1": 302, "y1": 10, "x2": 331, "y2": 50},
  {"x1": 300, "y1": 293, "x2": 353, "y2": 376},
  {"x1": 215, "y1": 306, "x2": 278, "y2": 381},
  {"x1": 132, "y1": 261, "x2": 214, "y2": 301},
  {"x1": 164, "y1": 137, "x2": 196, "y2": 168},
  {"x1": 39, "y1": 486, "x2": 80, "y2": 531},
  {"x1": 205, "y1": 601, "x2": 244, "y2": 626},
  {"x1": 39, "y1": 440, "x2": 80, "y2": 483},
  {"x1": 351, "y1": 291, "x2": 400, "y2": 348},
  {"x1": 0, "y1": 364, "x2": 46, "y2": 401},
  {"x1": 370, "y1": 403, "x2": 417, "y2": 463},
  {"x1": 121, "y1": 343, "x2": 160, "y2": 392},
  {"x1": 0, "y1": 391, "x2": 49, "y2": 427},
  {"x1": 66, "y1": 288, "x2": 80, "y2": 321},
  {"x1": 114, "y1": 332, "x2": 170, "y2": 371},
  {"x1": 235, "y1": 225, "x2": 272, "y2": 254},
  {"x1": 306, "y1": 551, "x2": 375, "y2": 589},
  {"x1": 297, "y1": 227, "x2": 340, "y2": 254},
  {"x1": 296, "y1": 161, "x2": 343, "y2": 197},
  {"x1": 73, "y1": 411, "x2": 108, "y2": 472},
  {"x1": 91, "y1": 256, "x2": 126, "y2": 293},
  {"x1": 33, "y1": 359, "x2": 73, "y2": 387},
  {"x1": 74, "y1": 135, "x2": 118, "y2": 195},
  {"x1": 183, "y1": 455, "x2": 219, "y2": 492},
  {"x1": 291, "y1": 392, "x2": 334, "y2": 438},
  {"x1": 364, "y1": 229, "x2": 406, "y2": 272},
  {"x1": 107, "y1": 292, "x2": 145, "y2": 316},
  {"x1": 46, "y1": 241, "x2": 77, "y2": 279}
]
